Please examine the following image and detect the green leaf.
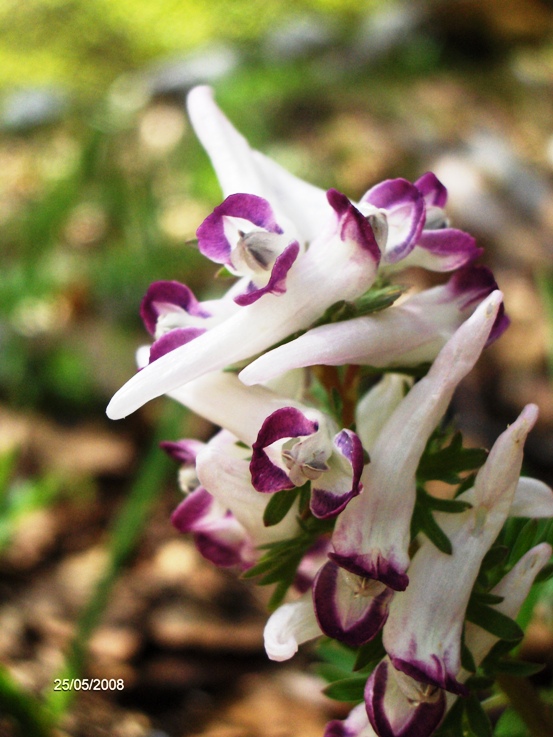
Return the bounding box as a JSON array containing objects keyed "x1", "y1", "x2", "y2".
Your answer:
[
  {"x1": 316, "y1": 662, "x2": 355, "y2": 683},
  {"x1": 494, "y1": 707, "x2": 528, "y2": 737},
  {"x1": 322, "y1": 676, "x2": 367, "y2": 702},
  {"x1": 352, "y1": 283, "x2": 407, "y2": 316},
  {"x1": 315, "y1": 638, "x2": 357, "y2": 672},
  {"x1": 421, "y1": 491, "x2": 472, "y2": 514},
  {"x1": 215, "y1": 265, "x2": 235, "y2": 279},
  {"x1": 493, "y1": 658, "x2": 545, "y2": 677},
  {"x1": 534, "y1": 562, "x2": 553, "y2": 583},
  {"x1": 480, "y1": 545, "x2": 509, "y2": 572},
  {"x1": 417, "y1": 431, "x2": 488, "y2": 484},
  {"x1": 263, "y1": 487, "x2": 300, "y2": 527},
  {"x1": 434, "y1": 696, "x2": 464, "y2": 737},
  {"x1": 508, "y1": 518, "x2": 540, "y2": 567},
  {"x1": 353, "y1": 632, "x2": 386, "y2": 671},
  {"x1": 465, "y1": 601, "x2": 523, "y2": 642},
  {"x1": 465, "y1": 693, "x2": 493, "y2": 737},
  {"x1": 416, "y1": 501, "x2": 452, "y2": 554},
  {"x1": 470, "y1": 591, "x2": 505, "y2": 606},
  {"x1": 268, "y1": 578, "x2": 292, "y2": 610},
  {"x1": 461, "y1": 638, "x2": 477, "y2": 674},
  {"x1": 463, "y1": 673, "x2": 495, "y2": 690}
]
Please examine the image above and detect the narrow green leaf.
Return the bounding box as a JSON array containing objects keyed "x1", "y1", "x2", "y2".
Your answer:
[
  {"x1": 419, "y1": 505, "x2": 452, "y2": 554},
  {"x1": 315, "y1": 638, "x2": 358, "y2": 671},
  {"x1": 463, "y1": 673, "x2": 495, "y2": 690},
  {"x1": 461, "y1": 639, "x2": 477, "y2": 674},
  {"x1": 316, "y1": 662, "x2": 354, "y2": 683},
  {"x1": 268, "y1": 578, "x2": 293, "y2": 610},
  {"x1": 465, "y1": 601, "x2": 523, "y2": 641},
  {"x1": 470, "y1": 591, "x2": 504, "y2": 606},
  {"x1": 422, "y1": 492, "x2": 472, "y2": 514},
  {"x1": 465, "y1": 693, "x2": 493, "y2": 737},
  {"x1": 509, "y1": 518, "x2": 539, "y2": 566},
  {"x1": 434, "y1": 695, "x2": 465, "y2": 737},
  {"x1": 493, "y1": 659, "x2": 545, "y2": 677},
  {"x1": 480, "y1": 545, "x2": 509, "y2": 572},
  {"x1": 322, "y1": 676, "x2": 367, "y2": 702},
  {"x1": 263, "y1": 487, "x2": 299, "y2": 527},
  {"x1": 353, "y1": 633, "x2": 386, "y2": 671},
  {"x1": 534, "y1": 561, "x2": 553, "y2": 583}
]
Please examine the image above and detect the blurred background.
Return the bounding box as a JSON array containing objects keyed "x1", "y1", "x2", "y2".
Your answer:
[{"x1": 1, "y1": 0, "x2": 553, "y2": 735}]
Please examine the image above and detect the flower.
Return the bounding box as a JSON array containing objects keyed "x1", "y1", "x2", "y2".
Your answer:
[
  {"x1": 171, "y1": 428, "x2": 300, "y2": 570},
  {"x1": 382, "y1": 404, "x2": 541, "y2": 696},
  {"x1": 239, "y1": 264, "x2": 508, "y2": 386},
  {"x1": 107, "y1": 188, "x2": 380, "y2": 420},
  {"x1": 263, "y1": 592, "x2": 322, "y2": 662},
  {"x1": 250, "y1": 406, "x2": 365, "y2": 518},
  {"x1": 107, "y1": 86, "x2": 485, "y2": 422},
  {"x1": 196, "y1": 192, "x2": 301, "y2": 306},
  {"x1": 365, "y1": 657, "x2": 446, "y2": 737},
  {"x1": 328, "y1": 290, "x2": 503, "y2": 591}
]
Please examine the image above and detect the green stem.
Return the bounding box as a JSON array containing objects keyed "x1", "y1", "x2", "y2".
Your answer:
[
  {"x1": 45, "y1": 402, "x2": 184, "y2": 719},
  {"x1": 0, "y1": 666, "x2": 52, "y2": 737},
  {"x1": 497, "y1": 674, "x2": 553, "y2": 737}
]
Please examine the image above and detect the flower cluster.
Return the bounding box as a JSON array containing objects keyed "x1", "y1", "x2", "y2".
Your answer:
[{"x1": 107, "y1": 87, "x2": 553, "y2": 737}]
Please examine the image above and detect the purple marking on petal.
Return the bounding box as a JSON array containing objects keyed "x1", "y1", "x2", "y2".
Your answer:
[
  {"x1": 313, "y1": 560, "x2": 393, "y2": 647},
  {"x1": 324, "y1": 705, "x2": 369, "y2": 737},
  {"x1": 234, "y1": 241, "x2": 300, "y2": 306},
  {"x1": 334, "y1": 429, "x2": 365, "y2": 493},
  {"x1": 446, "y1": 265, "x2": 510, "y2": 346},
  {"x1": 415, "y1": 172, "x2": 448, "y2": 208},
  {"x1": 250, "y1": 408, "x2": 319, "y2": 493},
  {"x1": 361, "y1": 179, "x2": 425, "y2": 263},
  {"x1": 448, "y1": 264, "x2": 500, "y2": 309},
  {"x1": 310, "y1": 430, "x2": 364, "y2": 518},
  {"x1": 416, "y1": 229, "x2": 482, "y2": 269},
  {"x1": 197, "y1": 193, "x2": 283, "y2": 264},
  {"x1": 149, "y1": 327, "x2": 206, "y2": 363},
  {"x1": 171, "y1": 487, "x2": 213, "y2": 533},
  {"x1": 194, "y1": 531, "x2": 249, "y2": 568},
  {"x1": 365, "y1": 659, "x2": 447, "y2": 737},
  {"x1": 487, "y1": 303, "x2": 510, "y2": 346},
  {"x1": 323, "y1": 721, "x2": 353, "y2": 737},
  {"x1": 160, "y1": 439, "x2": 203, "y2": 464},
  {"x1": 171, "y1": 488, "x2": 252, "y2": 569},
  {"x1": 329, "y1": 552, "x2": 409, "y2": 592},
  {"x1": 326, "y1": 189, "x2": 381, "y2": 261},
  {"x1": 390, "y1": 655, "x2": 468, "y2": 698},
  {"x1": 310, "y1": 488, "x2": 358, "y2": 519},
  {"x1": 140, "y1": 280, "x2": 210, "y2": 335}
]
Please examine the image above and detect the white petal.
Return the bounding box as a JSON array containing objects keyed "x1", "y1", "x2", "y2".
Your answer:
[
  {"x1": 355, "y1": 374, "x2": 412, "y2": 453},
  {"x1": 187, "y1": 86, "x2": 265, "y2": 199},
  {"x1": 330, "y1": 291, "x2": 504, "y2": 586},
  {"x1": 263, "y1": 595, "x2": 321, "y2": 662},
  {"x1": 196, "y1": 443, "x2": 300, "y2": 545},
  {"x1": 465, "y1": 542, "x2": 552, "y2": 667}
]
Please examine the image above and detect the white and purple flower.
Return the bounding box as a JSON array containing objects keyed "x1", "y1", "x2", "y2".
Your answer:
[{"x1": 250, "y1": 406, "x2": 365, "y2": 519}]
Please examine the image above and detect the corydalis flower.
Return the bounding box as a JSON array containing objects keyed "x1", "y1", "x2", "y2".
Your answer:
[
  {"x1": 171, "y1": 429, "x2": 300, "y2": 570},
  {"x1": 309, "y1": 292, "x2": 503, "y2": 647},
  {"x1": 251, "y1": 406, "x2": 365, "y2": 518},
  {"x1": 329, "y1": 290, "x2": 504, "y2": 591},
  {"x1": 106, "y1": 87, "x2": 479, "y2": 421},
  {"x1": 240, "y1": 264, "x2": 508, "y2": 386},
  {"x1": 196, "y1": 193, "x2": 301, "y2": 306},
  {"x1": 382, "y1": 404, "x2": 543, "y2": 697},
  {"x1": 107, "y1": 188, "x2": 380, "y2": 419}
]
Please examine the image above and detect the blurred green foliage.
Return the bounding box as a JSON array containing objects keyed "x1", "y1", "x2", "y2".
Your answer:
[{"x1": 0, "y1": 0, "x2": 377, "y2": 97}]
